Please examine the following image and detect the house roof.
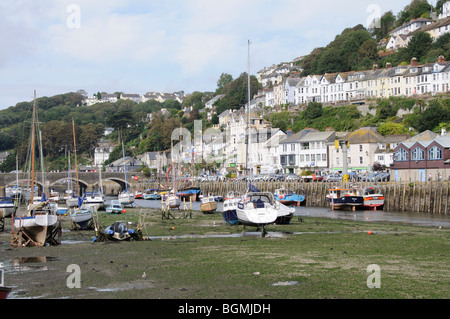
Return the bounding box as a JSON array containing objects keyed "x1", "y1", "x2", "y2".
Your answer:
[
  {"x1": 344, "y1": 128, "x2": 384, "y2": 144},
  {"x1": 298, "y1": 131, "x2": 335, "y2": 142},
  {"x1": 405, "y1": 130, "x2": 438, "y2": 142}
]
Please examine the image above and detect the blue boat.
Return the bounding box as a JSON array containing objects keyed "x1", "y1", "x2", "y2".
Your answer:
[
  {"x1": 222, "y1": 193, "x2": 240, "y2": 225},
  {"x1": 177, "y1": 187, "x2": 201, "y2": 201},
  {"x1": 143, "y1": 189, "x2": 161, "y2": 200},
  {"x1": 274, "y1": 188, "x2": 305, "y2": 206}
]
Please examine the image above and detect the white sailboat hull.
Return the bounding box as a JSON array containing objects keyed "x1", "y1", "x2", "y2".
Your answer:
[{"x1": 236, "y1": 202, "x2": 278, "y2": 226}]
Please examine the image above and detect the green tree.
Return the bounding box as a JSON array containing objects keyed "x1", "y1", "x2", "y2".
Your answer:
[
  {"x1": 377, "y1": 122, "x2": 409, "y2": 136},
  {"x1": 406, "y1": 31, "x2": 432, "y2": 61},
  {"x1": 216, "y1": 73, "x2": 233, "y2": 94},
  {"x1": 415, "y1": 99, "x2": 450, "y2": 132}
]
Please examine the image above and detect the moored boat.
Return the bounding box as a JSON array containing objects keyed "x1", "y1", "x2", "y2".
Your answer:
[
  {"x1": 0, "y1": 196, "x2": 16, "y2": 218},
  {"x1": 274, "y1": 188, "x2": 305, "y2": 206},
  {"x1": 200, "y1": 195, "x2": 218, "y2": 213},
  {"x1": 327, "y1": 187, "x2": 364, "y2": 211},
  {"x1": 363, "y1": 186, "x2": 385, "y2": 210},
  {"x1": 106, "y1": 200, "x2": 125, "y2": 214}
]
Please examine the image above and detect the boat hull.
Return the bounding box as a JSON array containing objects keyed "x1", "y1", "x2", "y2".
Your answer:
[
  {"x1": 13, "y1": 214, "x2": 58, "y2": 246},
  {"x1": 0, "y1": 287, "x2": 12, "y2": 299},
  {"x1": 328, "y1": 196, "x2": 364, "y2": 209},
  {"x1": 363, "y1": 195, "x2": 385, "y2": 209},
  {"x1": 70, "y1": 209, "x2": 93, "y2": 229},
  {"x1": 236, "y1": 203, "x2": 278, "y2": 226},
  {"x1": 200, "y1": 201, "x2": 217, "y2": 214},
  {"x1": 274, "y1": 194, "x2": 305, "y2": 206}
]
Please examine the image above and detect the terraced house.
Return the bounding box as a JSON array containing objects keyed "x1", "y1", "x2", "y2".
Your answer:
[{"x1": 281, "y1": 56, "x2": 450, "y2": 108}]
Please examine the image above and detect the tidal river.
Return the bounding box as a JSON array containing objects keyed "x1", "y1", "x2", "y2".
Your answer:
[{"x1": 122, "y1": 197, "x2": 450, "y2": 228}]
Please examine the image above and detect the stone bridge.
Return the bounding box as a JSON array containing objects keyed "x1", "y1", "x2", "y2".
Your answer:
[{"x1": 0, "y1": 171, "x2": 146, "y2": 196}]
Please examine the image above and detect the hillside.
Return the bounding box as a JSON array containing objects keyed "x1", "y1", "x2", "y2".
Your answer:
[{"x1": 298, "y1": 0, "x2": 450, "y2": 75}]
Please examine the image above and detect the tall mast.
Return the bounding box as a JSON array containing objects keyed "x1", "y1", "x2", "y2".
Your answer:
[
  {"x1": 122, "y1": 141, "x2": 129, "y2": 192},
  {"x1": 245, "y1": 40, "x2": 251, "y2": 190},
  {"x1": 30, "y1": 90, "x2": 36, "y2": 204},
  {"x1": 72, "y1": 118, "x2": 80, "y2": 197}
]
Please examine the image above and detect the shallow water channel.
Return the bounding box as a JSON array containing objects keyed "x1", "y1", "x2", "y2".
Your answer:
[{"x1": 130, "y1": 197, "x2": 450, "y2": 228}]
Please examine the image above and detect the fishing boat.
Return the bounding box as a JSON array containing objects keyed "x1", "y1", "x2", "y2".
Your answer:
[
  {"x1": 134, "y1": 190, "x2": 143, "y2": 199},
  {"x1": 13, "y1": 91, "x2": 59, "y2": 247},
  {"x1": 363, "y1": 186, "x2": 385, "y2": 210},
  {"x1": 143, "y1": 189, "x2": 161, "y2": 200},
  {"x1": 200, "y1": 195, "x2": 218, "y2": 213},
  {"x1": 0, "y1": 196, "x2": 16, "y2": 218},
  {"x1": 327, "y1": 187, "x2": 364, "y2": 211},
  {"x1": 106, "y1": 200, "x2": 125, "y2": 214},
  {"x1": 222, "y1": 192, "x2": 240, "y2": 225},
  {"x1": 274, "y1": 188, "x2": 305, "y2": 206}
]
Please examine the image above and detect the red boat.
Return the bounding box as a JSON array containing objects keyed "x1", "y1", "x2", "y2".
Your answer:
[{"x1": 0, "y1": 287, "x2": 12, "y2": 299}]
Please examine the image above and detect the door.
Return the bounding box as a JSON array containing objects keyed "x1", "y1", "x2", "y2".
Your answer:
[{"x1": 419, "y1": 169, "x2": 426, "y2": 182}]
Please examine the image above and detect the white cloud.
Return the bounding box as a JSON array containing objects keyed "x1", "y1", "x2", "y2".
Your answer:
[{"x1": 0, "y1": 0, "x2": 414, "y2": 109}]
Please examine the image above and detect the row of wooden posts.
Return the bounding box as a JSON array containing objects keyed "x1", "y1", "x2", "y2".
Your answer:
[{"x1": 143, "y1": 180, "x2": 449, "y2": 215}]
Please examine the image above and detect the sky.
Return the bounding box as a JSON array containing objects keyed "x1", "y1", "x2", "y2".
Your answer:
[{"x1": 0, "y1": 0, "x2": 414, "y2": 110}]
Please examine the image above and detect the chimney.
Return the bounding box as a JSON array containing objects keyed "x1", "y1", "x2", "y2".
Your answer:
[
  {"x1": 411, "y1": 57, "x2": 418, "y2": 67},
  {"x1": 438, "y1": 55, "x2": 445, "y2": 64},
  {"x1": 386, "y1": 62, "x2": 392, "y2": 68},
  {"x1": 373, "y1": 64, "x2": 378, "y2": 70},
  {"x1": 286, "y1": 129, "x2": 292, "y2": 137}
]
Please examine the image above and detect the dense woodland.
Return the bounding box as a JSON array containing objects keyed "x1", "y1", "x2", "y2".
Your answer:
[{"x1": 0, "y1": 0, "x2": 449, "y2": 172}]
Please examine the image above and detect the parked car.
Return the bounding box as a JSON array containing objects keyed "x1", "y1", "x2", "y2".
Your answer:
[
  {"x1": 374, "y1": 172, "x2": 390, "y2": 182},
  {"x1": 324, "y1": 173, "x2": 342, "y2": 182}
]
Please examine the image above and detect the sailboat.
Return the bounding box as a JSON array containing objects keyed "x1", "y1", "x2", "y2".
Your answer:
[
  {"x1": 118, "y1": 141, "x2": 135, "y2": 207},
  {"x1": 13, "y1": 91, "x2": 58, "y2": 246},
  {"x1": 235, "y1": 41, "x2": 278, "y2": 236},
  {"x1": 84, "y1": 168, "x2": 105, "y2": 210},
  {"x1": 222, "y1": 192, "x2": 241, "y2": 225},
  {"x1": 68, "y1": 119, "x2": 93, "y2": 230},
  {"x1": 165, "y1": 141, "x2": 181, "y2": 209}
]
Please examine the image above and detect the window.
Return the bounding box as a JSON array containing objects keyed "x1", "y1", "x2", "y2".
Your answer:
[
  {"x1": 336, "y1": 157, "x2": 340, "y2": 165},
  {"x1": 288, "y1": 155, "x2": 296, "y2": 166},
  {"x1": 359, "y1": 145, "x2": 363, "y2": 152},
  {"x1": 322, "y1": 153, "x2": 327, "y2": 161},
  {"x1": 301, "y1": 143, "x2": 309, "y2": 150},
  {"x1": 280, "y1": 155, "x2": 287, "y2": 165},
  {"x1": 300, "y1": 155, "x2": 305, "y2": 162},
  {"x1": 428, "y1": 146, "x2": 443, "y2": 160},
  {"x1": 411, "y1": 147, "x2": 425, "y2": 160},
  {"x1": 395, "y1": 148, "x2": 408, "y2": 161},
  {"x1": 359, "y1": 157, "x2": 363, "y2": 164}
]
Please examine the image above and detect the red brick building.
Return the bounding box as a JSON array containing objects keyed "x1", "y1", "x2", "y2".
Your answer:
[{"x1": 391, "y1": 135, "x2": 450, "y2": 182}]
